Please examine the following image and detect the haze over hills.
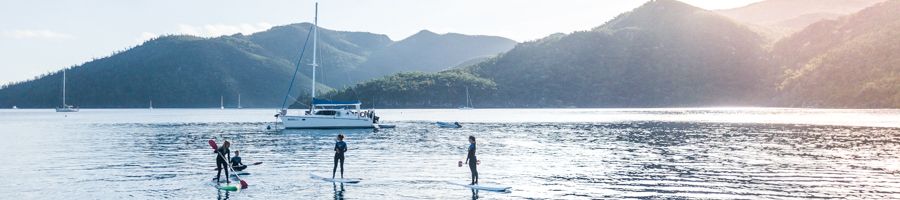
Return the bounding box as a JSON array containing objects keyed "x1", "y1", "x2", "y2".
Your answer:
[
  {"x1": 0, "y1": 23, "x2": 516, "y2": 108},
  {"x1": 773, "y1": 0, "x2": 900, "y2": 108},
  {"x1": 325, "y1": 0, "x2": 773, "y2": 108},
  {"x1": 324, "y1": 0, "x2": 900, "y2": 109},
  {"x1": 351, "y1": 30, "x2": 516, "y2": 82},
  {"x1": 718, "y1": 0, "x2": 886, "y2": 37}
]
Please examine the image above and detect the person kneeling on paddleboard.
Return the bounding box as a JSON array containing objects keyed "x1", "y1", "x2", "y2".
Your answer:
[
  {"x1": 231, "y1": 150, "x2": 245, "y2": 171},
  {"x1": 215, "y1": 141, "x2": 232, "y2": 183},
  {"x1": 333, "y1": 134, "x2": 348, "y2": 179},
  {"x1": 463, "y1": 135, "x2": 479, "y2": 185}
]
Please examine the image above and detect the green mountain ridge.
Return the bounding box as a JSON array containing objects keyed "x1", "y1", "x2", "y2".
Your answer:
[{"x1": 0, "y1": 23, "x2": 516, "y2": 108}]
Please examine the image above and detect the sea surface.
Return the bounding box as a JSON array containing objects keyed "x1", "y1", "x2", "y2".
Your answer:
[{"x1": 1, "y1": 108, "x2": 900, "y2": 199}]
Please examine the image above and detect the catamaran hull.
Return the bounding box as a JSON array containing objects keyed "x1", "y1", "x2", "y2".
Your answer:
[
  {"x1": 55, "y1": 108, "x2": 79, "y2": 112},
  {"x1": 280, "y1": 115, "x2": 375, "y2": 129}
]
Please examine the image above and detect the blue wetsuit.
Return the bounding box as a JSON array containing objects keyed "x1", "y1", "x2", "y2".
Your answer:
[{"x1": 333, "y1": 141, "x2": 348, "y2": 178}]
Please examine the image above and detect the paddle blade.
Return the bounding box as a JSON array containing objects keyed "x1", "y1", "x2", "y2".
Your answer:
[
  {"x1": 208, "y1": 139, "x2": 218, "y2": 151},
  {"x1": 240, "y1": 180, "x2": 248, "y2": 189},
  {"x1": 252, "y1": 162, "x2": 263, "y2": 165}
]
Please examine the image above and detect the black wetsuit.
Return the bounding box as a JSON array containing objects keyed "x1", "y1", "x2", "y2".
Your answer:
[
  {"x1": 333, "y1": 141, "x2": 347, "y2": 178},
  {"x1": 466, "y1": 143, "x2": 478, "y2": 184},
  {"x1": 231, "y1": 156, "x2": 245, "y2": 171},
  {"x1": 215, "y1": 146, "x2": 231, "y2": 181}
]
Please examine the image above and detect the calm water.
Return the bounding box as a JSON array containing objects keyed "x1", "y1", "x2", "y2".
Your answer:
[{"x1": 2, "y1": 108, "x2": 900, "y2": 199}]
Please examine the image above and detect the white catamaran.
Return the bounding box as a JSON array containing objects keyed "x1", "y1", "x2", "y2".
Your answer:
[
  {"x1": 276, "y1": 3, "x2": 382, "y2": 129},
  {"x1": 56, "y1": 68, "x2": 79, "y2": 112}
]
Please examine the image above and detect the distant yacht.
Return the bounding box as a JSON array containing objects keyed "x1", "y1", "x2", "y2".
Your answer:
[
  {"x1": 12, "y1": 106, "x2": 17, "y2": 109},
  {"x1": 237, "y1": 94, "x2": 242, "y2": 109},
  {"x1": 149, "y1": 99, "x2": 153, "y2": 110},
  {"x1": 276, "y1": 3, "x2": 382, "y2": 129},
  {"x1": 55, "y1": 68, "x2": 79, "y2": 112},
  {"x1": 220, "y1": 96, "x2": 224, "y2": 110},
  {"x1": 458, "y1": 86, "x2": 474, "y2": 110}
]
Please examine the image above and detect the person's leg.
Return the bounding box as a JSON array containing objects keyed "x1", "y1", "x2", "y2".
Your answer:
[
  {"x1": 224, "y1": 161, "x2": 230, "y2": 183},
  {"x1": 216, "y1": 159, "x2": 223, "y2": 181},
  {"x1": 332, "y1": 155, "x2": 339, "y2": 179},
  {"x1": 469, "y1": 162, "x2": 478, "y2": 184},
  {"x1": 339, "y1": 156, "x2": 345, "y2": 178},
  {"x1": 469, "y1": 162, "x2": 476, "y2": 184}
]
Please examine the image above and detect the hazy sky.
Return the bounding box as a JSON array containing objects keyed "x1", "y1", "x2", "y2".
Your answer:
[{"x1": 0, "y1": 0, "x2": 762, "y2": 85}]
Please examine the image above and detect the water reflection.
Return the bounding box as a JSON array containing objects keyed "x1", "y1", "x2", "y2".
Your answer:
[
  {"x1": 216, "y1": 189, "x2": 230, "y2": 200},
  {"x1": 333, "y1": 183, "x2": 345, "y2": 200}
]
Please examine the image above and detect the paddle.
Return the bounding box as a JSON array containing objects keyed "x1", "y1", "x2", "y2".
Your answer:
[
  {"x1": 209, "y1": 139, "x2": 249, "y2": 189},
  {"x1": 212, "y1": 162, "x2": 263, "y2": 171}
]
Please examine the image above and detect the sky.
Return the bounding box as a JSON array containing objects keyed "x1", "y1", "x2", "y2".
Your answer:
[{"x1": 0, "y1": 0, "x2": 762, "y2": 85}]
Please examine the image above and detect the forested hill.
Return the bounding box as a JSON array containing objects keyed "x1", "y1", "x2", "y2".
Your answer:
[
  {"x1": 0, "y1": 23, "x2": 516, "y2": 108},
  {"x1": 772, "y1": 0, "x2": 900, "y2": 108},
  {"x1": 323, "y1": 0, "x2": 773, "y2": 108}
]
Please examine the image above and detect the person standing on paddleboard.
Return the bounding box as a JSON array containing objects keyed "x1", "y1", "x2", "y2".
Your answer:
[
  {"x1": 463, "y1": 135, "x2": 479, "y2": 185},
  {"x1": 333, "y1": 134, "x2": 348, "y2": 179},
  {"x1": 215, "y1": 141, "x2": 232, "y2": 183}
]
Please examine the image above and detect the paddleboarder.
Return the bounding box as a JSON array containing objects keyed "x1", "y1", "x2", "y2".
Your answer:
[
  {"x1": 333, "y1": 134, "x2": 348, "y2": 179},
  {"x1": 464, "y1": 136, "x2": 478, "y2": 185},
  {"x1": 215, "y1": 141, "x2": 232, "y2": 183}
]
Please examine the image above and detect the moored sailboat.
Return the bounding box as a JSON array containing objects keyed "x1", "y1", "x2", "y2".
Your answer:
[
  {"x1": 55, "y1": 68, "x2": 79, "y2": 112},
  {"x1": 275, "y1": 3, "x2": 382, "y2": 129}
]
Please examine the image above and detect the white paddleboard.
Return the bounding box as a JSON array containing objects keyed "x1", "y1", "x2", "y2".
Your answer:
[
  {"x1": 451, "y1": 182, "x2": 511, "y2": 192},
  {"x1": 309, "y1": 173, "x2": 361, "y2": 183}
]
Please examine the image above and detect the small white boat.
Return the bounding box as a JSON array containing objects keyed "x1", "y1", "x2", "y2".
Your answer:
[
  {"x1": 436, "y1": 121, "x2": 462, "y2": 128},
  {"x1": 11, "y1": 106, "x2": 17, "y2": 109},
  {"x1": 56, "y1": 68, "x2": 79, "y2": 112}
]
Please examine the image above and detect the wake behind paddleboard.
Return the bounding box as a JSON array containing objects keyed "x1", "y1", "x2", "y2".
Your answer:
[
  {"x1": 450, "y1": 182, "x2": 511, "y2": 192},
  {"x1": 309, "y1": 173, "x2": 361, "y2": 183}
]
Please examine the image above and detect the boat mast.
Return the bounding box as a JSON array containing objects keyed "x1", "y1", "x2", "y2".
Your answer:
[
  {"x1": 238, "y1": 94, "x2": 242, "y2": 109},
  {"x1": 310, "y1": 2, "x2": 319, "y2": 111},
  {"x1": 220, "y1": 96, "x2": 224, "y2": 109},
  {"x1": 62, "y1": 69, "x2": 66, "y2": 106},
  {"x1": 465, "y1": 86, "x2": 471, "y2": 107}
]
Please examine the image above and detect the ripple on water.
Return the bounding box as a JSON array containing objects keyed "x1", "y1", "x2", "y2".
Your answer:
[{"x1": 3, "y1": 119, "x2": 900, "y2": 199}]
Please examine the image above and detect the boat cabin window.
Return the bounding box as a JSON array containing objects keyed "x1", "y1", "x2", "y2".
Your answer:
[{"x1": 315, "y1": 110, "x2": 337, "y2": 115}]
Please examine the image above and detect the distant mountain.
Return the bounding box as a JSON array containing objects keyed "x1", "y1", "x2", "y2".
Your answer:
[
  {"x1": 349, "y1": 30, "x2": 516, "y2": 83},
  {"x1": 0, "y1": 35, "x2": 318, "y2": 108},
  {"x1": 718, "y1": 0, "x2": 886, "y2": 35},
  {"x1": 773, "y1": 0, "x2": 900, "y2": 108},
  {"x1": 325, "y1": 0, "x2": 772, "y2": 108},
  {"x1": 247, "y1": 23, "x2": 393, "y2": 87},
  {"x1": 0, "y1": 23, "x2": 516, "y2": 108}
]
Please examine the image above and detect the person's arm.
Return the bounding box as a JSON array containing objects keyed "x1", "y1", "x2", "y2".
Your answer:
[{"x1": 465, "y1": 146, "x2": 471, "y2": 164}]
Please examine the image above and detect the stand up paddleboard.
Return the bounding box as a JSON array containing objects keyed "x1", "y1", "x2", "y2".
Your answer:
[
  {"x1": 209, "y1": 179, "x2": 241, "y2": 191},
  {"x1": 309, "y1": 173, "x2": 361, "y2": 184},
  {"x1": 450, "y1": 182, "x2": 511, "y2": 192}
]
